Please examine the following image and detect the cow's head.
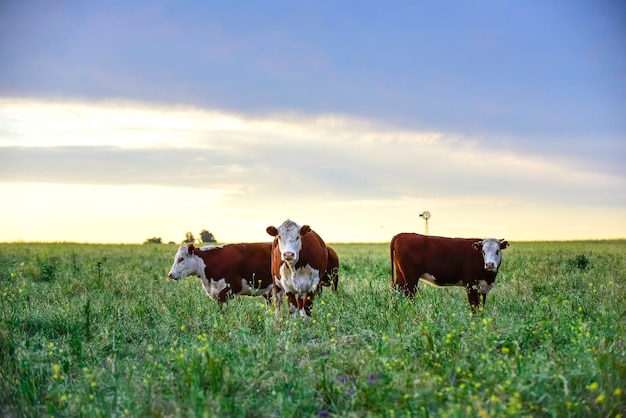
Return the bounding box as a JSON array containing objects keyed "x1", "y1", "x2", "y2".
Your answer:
[
  {"x1": 266, "y1": 219, "x2": 311, "y2": 264},
  {"x1": 472, "y1": 239, "x2": 509, "y2": 272},
  {"x1": 168, "y1": 243, "x2": 202, "y2": 280}
]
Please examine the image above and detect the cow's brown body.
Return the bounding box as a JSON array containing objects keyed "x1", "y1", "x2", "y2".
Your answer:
[{"x1": 390, "y1": 233, "x2": 508, "y2": 311}]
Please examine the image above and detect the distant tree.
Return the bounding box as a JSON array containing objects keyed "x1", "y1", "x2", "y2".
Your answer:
[
  {"x1": 143, "y1": 237, "x2": 162, "y2": 244},
  {"x1": 183, "y1": 232, "x2": 195, "y2": 244},
  {"x1": 199, "y1": 229, "x2": 217, "y2": 243}
]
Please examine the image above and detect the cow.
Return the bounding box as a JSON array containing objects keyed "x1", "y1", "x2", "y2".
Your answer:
[
  {"x1": 319, "y1": 246, "x2": 339, "y2": 292},
  {"x1": 266, "y1": 219, "x2": 328, "y2": 317},
  {"x1": 168, "y1": 242, "x2": 274, "y2": 303},
  {"x1": 390, "y1": 233, "x2": 509, "y2": 312}
]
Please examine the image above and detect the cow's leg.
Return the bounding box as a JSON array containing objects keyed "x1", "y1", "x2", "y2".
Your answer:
[
  {"x1": 316, "y1": 283, "x2": 324, "y2": 295},
  {"x1": 391, "y1": 261, "x2": 402, "y2": 289},
  {"x1": 392, "y1": 262, "x2": 405, "y2": 290},
  {"x1": 272, "y1": 284, "x2": 281, "y2": 310},
  {"x1": 296, "y1": 293, "x2": 306, "y2": 317},
  {"x1": 404, "y1": 281, "x2": 418, "y2": 297},
  {"x1": 218, "y1": 288, "x2": 230, "y2": 304},
  {"x1": 303, "y1": 292, "x2": 314, "y2": 317},
  {"x1": 396, "y1": 264, "x2": 418, "y2": 296},
  {"x1": 480, "y1": 292, "x2": 487, "y2": 308},
  {"x1": 286, "y1": 292, "x2": 297, "y2": 315},
  {"x1": 330, "y1": 268, "x2": 338, "y2": 291},
  {"x1": 215, "y1": 290, "x2": 229, "y2": 312},
  {"x1": 294, "y1": 293, "x2": 312, "y2": 317},
  {"x1": 466, "y1": 285, "x2": 481, "y2": 313}
]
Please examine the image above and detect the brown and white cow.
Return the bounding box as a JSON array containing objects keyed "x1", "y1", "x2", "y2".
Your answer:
[
  {"x1": 266, "y1": 219, "x2": 328, "y2": 317},
  {"x1": 390, "y1": 233, "x2": 509, "y2": 312},
  {"x1": 168, "y1": 242, "x2": 273, "y2": 303}
]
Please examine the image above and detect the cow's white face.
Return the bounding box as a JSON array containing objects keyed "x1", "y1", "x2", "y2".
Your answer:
[
  {"x1": 168, "y1": 245, "x2": 205, "y2": 280},
  {"x1": 473, "y1": 239, "x2": 509, "y2": 272},
  {"x1": 267, "y1": 219, "x2": 311, "y2": 264}
]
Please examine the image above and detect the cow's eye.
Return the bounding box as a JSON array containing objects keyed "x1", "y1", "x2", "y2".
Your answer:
[
  {"x1": 178, "y1": 257, "x2": 184, "y2": 263},
  {"x1": 496, "y1": 250, "x2": 500, "y2": 255}
]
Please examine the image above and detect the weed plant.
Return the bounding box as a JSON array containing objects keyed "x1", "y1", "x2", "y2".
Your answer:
[{"x1": 0, "y1": 241, "x2": 624, "y2": 417}]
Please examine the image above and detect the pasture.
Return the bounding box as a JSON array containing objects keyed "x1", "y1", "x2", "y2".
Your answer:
[{"x1": 0, "y1": 240, "x2": 624, "y2": 417}]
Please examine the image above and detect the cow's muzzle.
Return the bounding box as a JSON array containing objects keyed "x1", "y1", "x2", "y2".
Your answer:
[
  {"x1": 168, "y1": 272, "x2": 179, "y2": 280},
  {"x1": 283, "y1": 251, "x2": 295, "y2": 261},
  {"x1": 484, "y1": 262, "x2": 497, "y2": 272}
]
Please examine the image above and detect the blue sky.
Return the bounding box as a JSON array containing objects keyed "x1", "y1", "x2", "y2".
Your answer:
[{"x1": 0, "y1": 1, "x2": 624, "y2": 243}]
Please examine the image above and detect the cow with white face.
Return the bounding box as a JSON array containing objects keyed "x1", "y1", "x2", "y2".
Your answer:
[
  {"x1": 168, "y1": 242, "x2": 274, "y2": 304},
  {"x1": 266, "y1": 219, "x2": 328, "y2": 317},
  {"x1": 474, "y1": 239, "x2": 505, "y2": 272},
  {"x1": 390, "y1": 233, "x2": 509, "y2": 312}
]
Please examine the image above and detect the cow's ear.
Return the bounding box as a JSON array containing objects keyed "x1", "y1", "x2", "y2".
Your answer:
[
  {"x1": 472, "y1": 241, "x2": 483, "y2": 251},
  {"x1": 300, "y1": 225, "x2": 311, "y2": 236},
  {"x1": 186, "y1": 243, "x2": 195, "y2": 255},
  {"x1": 499, "y1": 240, "x2": 510, "y2": 249},
  {"x1": 266, "y1": 226, "x2": 278, "y2": 237}
]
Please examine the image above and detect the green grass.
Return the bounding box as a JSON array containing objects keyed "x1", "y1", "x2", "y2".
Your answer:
[{"x1": 0, "y1": 241, "x2": 624, "y2": 417}]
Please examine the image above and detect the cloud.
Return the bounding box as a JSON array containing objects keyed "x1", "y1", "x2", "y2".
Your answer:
[
  {"x1": 1, "y1": 99, "x2": 624, "y2": 211},
  {"x1": 2, "y1": 97, "x2": 623, "y2": 185},
  {"x1": 1, "y1": 98, "x2": 624, "y2": 243},
  {"x1": 2, "y1": 141, "x2": 623, "y2": 210}
]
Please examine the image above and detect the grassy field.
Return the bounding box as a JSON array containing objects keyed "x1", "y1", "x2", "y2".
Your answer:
[{"x1": 0, "y1": 240, "x2": 624, "y2": 417}]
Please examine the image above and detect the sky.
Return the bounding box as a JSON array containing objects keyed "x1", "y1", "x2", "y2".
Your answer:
[{"x1": 0, "y1": 0, "x2": 625, "y2": 244}]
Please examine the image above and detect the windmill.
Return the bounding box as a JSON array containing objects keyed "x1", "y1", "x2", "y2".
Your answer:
[{"x1": 419, "y1": 211, "x2": 431, "y2": 235}]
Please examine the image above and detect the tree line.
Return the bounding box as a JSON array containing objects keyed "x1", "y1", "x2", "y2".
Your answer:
[{"x1": 143, "y1": 229, "x2": 217, "y2": 245}]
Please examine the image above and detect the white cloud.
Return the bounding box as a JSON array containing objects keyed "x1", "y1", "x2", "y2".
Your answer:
[
  {"x1": 1, "y1": 98, "x2": 624, "y2": 242},
  {"x1": 0, "y1": 97, "x2": 442, "y2": 150},
  {"x1": 0, "y1": 98, "x2": 244, "y2": 149},
  {"x1": 1, "y1": 98, "x2": 623, "y2": 204}
]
